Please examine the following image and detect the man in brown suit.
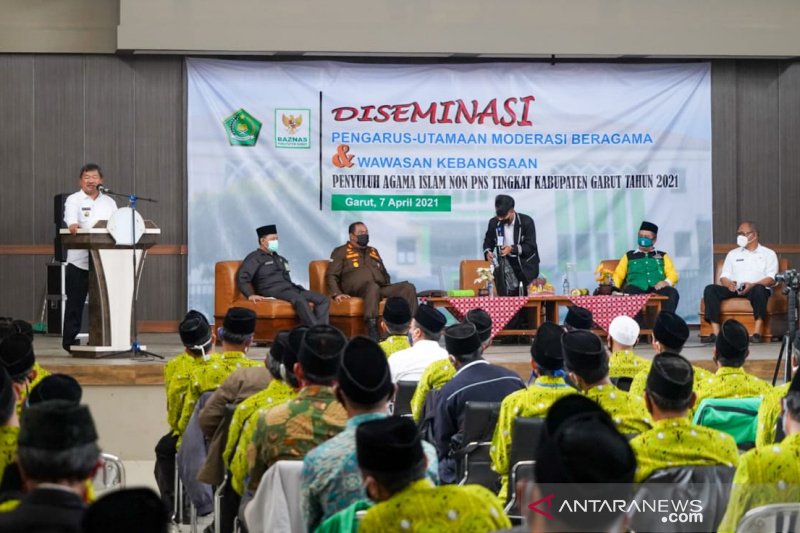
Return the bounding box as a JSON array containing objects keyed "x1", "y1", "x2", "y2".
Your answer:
[{"x1": 326, "y1": 222, "x2": 418, "y2": 340}]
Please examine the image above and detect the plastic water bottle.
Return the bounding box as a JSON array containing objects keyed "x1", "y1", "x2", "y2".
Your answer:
[
  {"x1": 518, "y1": 281, "x2": 524, "y2": 296},
  {"x1": 562, "y1": 274, "x2": 570, "y2": 295}
]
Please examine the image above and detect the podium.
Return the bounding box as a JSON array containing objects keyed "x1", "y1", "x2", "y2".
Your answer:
[{"x1": 59, "y1": 215, "x2": 160, "y2": 357}]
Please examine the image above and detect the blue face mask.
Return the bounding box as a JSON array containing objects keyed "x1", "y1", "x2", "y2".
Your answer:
[
  {"x1": 267, "y1": 240, "x2": 279, "y2": 253},
  {"x1": 638, "y1": 236, "x2": 654, "y2": 248}
]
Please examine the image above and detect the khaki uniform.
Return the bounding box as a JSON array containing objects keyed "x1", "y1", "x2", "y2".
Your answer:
[{"x1": 326, "y1": 242, "x2": 417, "y2": 319}]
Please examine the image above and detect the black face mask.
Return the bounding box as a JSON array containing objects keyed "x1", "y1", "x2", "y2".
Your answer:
[{"x1": 356, "y1": 234, "x2": 369, "y2": 247}]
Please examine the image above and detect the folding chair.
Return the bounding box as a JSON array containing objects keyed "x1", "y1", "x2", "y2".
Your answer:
[
  {"x1": 610, "y1": 376, "x2": 633, "y2": 391},
  {"x1": 504, "y1": 416, "x2": 545, "y2": 518},
  {"x1": 93, "y1": 452, "x2": 126, "y2": 494},
  {"x1": 736, "y1": 503, "x2": 800, "y2": 533},
  {"x1": 393, "y1": 381, "x2": 418, "y2": 417},
  {"x1": 214, "y1": 403, "x2": 240, "y2": 533}
]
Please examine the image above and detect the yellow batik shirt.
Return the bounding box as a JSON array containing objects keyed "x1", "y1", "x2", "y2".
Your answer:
[
  {"x1": 628, "y1": 364, "x2": 714, "y2": 401},
  {"x1": 608, "y1": 350, "x2": 651, "y2": 379},
  {"x1": 584, "y1": 384, "x2": 651, "y2": 436},
  {"x1": 379, "y1": 335, "x2": 411, "y2": 358},
  {"x1": 223, "y1": 379, "x2": 297, "y2": 496},
  {"x1": 717, "y1": 432, "x2": 800, "y2": 533},
  {"x1": 176, "y1": 351, "x2": 260, "y2": 437},
  {"x1": 755, "y1": 382, "x2": 791, "y2": 447},
  {"x1": 629, "y1": 416, "x2": 739, "y2": 483},
  {"x1": 0, "y1": 426, "x2": 19, "y2": 483},
  {"x1": 359, "y1": 478, "x2": 511, "y2": 533},
  {"x1": 164, "y1": 352, "x2": 203, "y2": 434},
  {"x1": 16, "y1": 363, "x2": 51, "y2": 414},
  {"x1": 490, "y1": 376, "x2": 577, "y2": 496},
  {"x1": 410, "y1": 359, "x2": 456, "y2": 422},
  {"x1": 693, "y1": 367, "x2": 773, "y2": 413}
]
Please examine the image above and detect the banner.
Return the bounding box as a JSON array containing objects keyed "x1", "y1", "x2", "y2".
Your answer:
[{"x1": 187, "y1": 59, "x2": 712, "y2": 323}]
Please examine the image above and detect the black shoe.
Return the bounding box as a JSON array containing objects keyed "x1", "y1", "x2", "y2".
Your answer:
[
  {"x1": 701, "y1": 334, "x2": 716, "y2": 344},
  {"x1": 366, "y1": 319, "x2": 379, "y2": 341},
  {"x1": 750, "y1": 333, "x2": 762, "y2": 343}
]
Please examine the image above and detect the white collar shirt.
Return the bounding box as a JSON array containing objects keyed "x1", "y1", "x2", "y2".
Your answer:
[
  {"x1": 389, "y1": 340, "x2": 449, "y2": 383},
  {"x1": 63, "y1": 190, "x2": 119, "y2": 270},
  {"x1": 719, "y1": 244, "x2": 779, "y2": 285}
]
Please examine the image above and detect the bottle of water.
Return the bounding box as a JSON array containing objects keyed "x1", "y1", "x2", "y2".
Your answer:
[
  {"x1": 518, "y1": 281, "x2": 524, "y2": 296},
  {"x1": 562, "y1": 274, "x2": 570, "y2": 295}
]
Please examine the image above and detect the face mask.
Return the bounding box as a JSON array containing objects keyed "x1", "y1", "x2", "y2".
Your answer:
[
  {"x1": 736, "y1": 235, "x2": 749, "y2": 248},
  {"x1": 638, "y1": 236, "x2": 654, "y2": 248},
  {"x1": 356, "y1": 234, "x2": 369, "y2": 247},
  {"x1": 267, "y1": 240, "x2": 279, "y2": 253}
]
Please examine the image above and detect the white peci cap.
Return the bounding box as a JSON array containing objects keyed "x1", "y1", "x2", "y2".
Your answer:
[{"x1": 608, "y1": 315, "x2": 640, "y2": 346}]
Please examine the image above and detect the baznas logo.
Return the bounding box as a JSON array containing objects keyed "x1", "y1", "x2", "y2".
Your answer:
[
  {"x1": 275, "y1": 108, "x2": 311, "y2": 149},
  {"x1": 223, "y1": 109, "x2": 262, "y2": 146}
]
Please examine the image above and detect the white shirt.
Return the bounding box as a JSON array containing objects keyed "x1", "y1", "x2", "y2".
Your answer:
[
  {"x1": 719, "y1": 244, "x2": 779, "y2": 285},
  {"x1": 63, "y1": 190, "x2": 118, "y2": 270},
  {"x1": 502, "y1": 214, "x2": 516, "y2": 247},
  {"x1": 389, "y1": 339, "x2": 449, "y2": 383}
]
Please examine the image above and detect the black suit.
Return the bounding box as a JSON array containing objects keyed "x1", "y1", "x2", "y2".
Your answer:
[
  {"x1": 482, "y1": 213, "x2": 539, "y2": 295},
  {"x1": 0, "y1": 487, "x2": 86, "y2": 532},
  {"x1": 238, "y1": 248, "x2": 329, "y2": 326}
]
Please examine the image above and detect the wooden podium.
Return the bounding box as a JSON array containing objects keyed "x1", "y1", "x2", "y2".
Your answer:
[{"x1": 60, "y1": 216, "x2": 160, "y2": 357}]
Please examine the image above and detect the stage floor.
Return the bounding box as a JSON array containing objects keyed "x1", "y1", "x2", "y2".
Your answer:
[{"x1": 32, "y1": 330, "x2": 788, "y2": 386}]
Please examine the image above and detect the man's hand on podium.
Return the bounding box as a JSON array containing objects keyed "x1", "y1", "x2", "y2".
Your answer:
[{"x1": 69, "y1": 223, "x2": 79, "y2": 235}]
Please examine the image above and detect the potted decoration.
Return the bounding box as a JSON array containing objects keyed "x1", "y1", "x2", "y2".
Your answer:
[
  {"x1": 474, "y1": 267, "x2": 494, "y2": 297},
  {"x1": 593, "y1": 263, "x2": 616, "y2": 295}
]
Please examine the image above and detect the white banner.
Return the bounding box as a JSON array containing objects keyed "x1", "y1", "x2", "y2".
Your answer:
[{"x1": 187, "y1": 59, "x2": 712, "y2": 323}]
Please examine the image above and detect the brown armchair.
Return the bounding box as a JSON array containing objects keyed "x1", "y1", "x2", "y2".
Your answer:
[
  {"x1": 459, "y1": 259, "x2": 492, "y2": 290},
  {"x1": 699, "y1": 258, "x2": 788, "y2": 341},
  {"x1": 308, "y1": 260, "x2": 385, "y2": 337},
  {"x1": 214, "y1": 261, "x2": 299, "y2": 343}
]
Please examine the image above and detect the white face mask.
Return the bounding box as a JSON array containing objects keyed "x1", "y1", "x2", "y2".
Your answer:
[{"x1": 736, "y1": 235, "x2": 749, "y2": 248}]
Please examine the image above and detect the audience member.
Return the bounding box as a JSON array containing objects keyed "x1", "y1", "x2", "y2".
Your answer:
[
  {"x1": 561, "y1": 329, "x2": 651, "y2": 436},
  {"x1": 755, "y1": 342, "x2": 797, "y2": 446},
  {"x1": 82, "y1": 488, "x2": 169, "y2": 533},
  {"x1": 389, "y1": 304, "x2": 448, "y2": 382},
  {"x1": 434, "y1": 322, "x2": 525, "y2": 483},
  {"x1": 227, "y1": 327, "x2": 301, "y2": 497},
  {"x1": 302, "y1": 336, "x2": 438, "y2": 530},
  {"x1": 409, "y1": 308, "x2": 492, "y2": 421},
  {"x1": 491, "y1": 321, "x2": 575, "y2": 496},
  {"x1": 176, "y1": 307, "x2": 261, "y2": 436},
  {"x1": 718, "y1": 366, "x2": 800, "y2": 532},
  {"x1": 356, "y1": 417, "x2": 510, "y2": 531},
  {"x1": 630, "y1": 353, "x2": 739, "y2": 482},
  {"x1": 245, "y1": 325, "x2": 348, "y2": 494},
  {"x1": 522, "y1": 395, "x2": 636, "y2": 533},
  {"x1": 27, "y1": 373, "x2": 82, "y2": 405},
  {"x1": 378, "y1": 297, "x2": 412, "y2": 357},
  {"x1": 693, "y1": 319, "x2": 772, "y2": 409},
  {"x1": 563, "y1": 306, "x2": 593, "y2": 331},
  {"x1": 0, "y1": 368, "x2": 19, "y2": 485},
  {"x1": 606, "y1": 315, "x2": 649, "y2": 379},
  {"x1": 0, "y1": 334, "x2": 40, "y2": 413},
  {"x1": 0, "y1": 401, "x2": 101, "y2": 532},
  {"x1": 10, "y1": 319, "x2": 50, "y2": 390}
]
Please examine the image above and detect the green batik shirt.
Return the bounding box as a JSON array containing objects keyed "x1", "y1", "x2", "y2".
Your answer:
[
  {"x1": 164, "y1": 352, "x2": 203, "y2": 434},
  {"x1": 608, "y1": 350, "x2": 651, "y2": 379},
  {"x1": 693, "y1": 367, "x2": 773, "y2": 415},
  {"x1": 177, "y1": 351, "x2": 261, "y2": 437},
  {"x1": 410, "y1": 359, "x2": 456, "y2": 422},
  {"x1": 245, "y1": 385, "x2": 347, "y2": 493},
  {"x1": 584, "y1": 384, "x2": 652, "y2": 436},
  {"x1": 630, "y1": 416, "x2": 739, "y2": 483},
  {"x1": 0, "y1": 426, "x2": 19, "y2": 483},
  {"x1": 359, "y1": 478, "x2": 511, "y2": 533},
  {"x1": 755, "y1": 382, "x2": 791, "y2": 447},
  {"x1": 717, "y1": 432, "x2": 800, "y2": 533},
  {"x1": 628, "y1": 364, "x2": 714, "y2": 401},
  {"x1": 491, "y1": 375, "x2": 577, "y2": 497},
  {"x1": 223, "y1": 379, "x2": 297, "y2": 494},
  {"x1": 379, "y1": 335, "x2": 411, "y2": 358}
]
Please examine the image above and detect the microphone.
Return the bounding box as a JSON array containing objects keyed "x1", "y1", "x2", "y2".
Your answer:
[{"x1": 97, "y1": 185, "x2": 110, "y2": 194}]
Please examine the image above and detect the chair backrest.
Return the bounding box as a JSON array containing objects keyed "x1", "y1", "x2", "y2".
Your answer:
[
  {"x1": 459, "y1": 259, "x2": 491, "y2": 290},
  {"x1": 462, "y1": 401, "x2": 502, "y2": 444},
  {"x1": 393, "y1": 381, "x2": 418, "y2": 417},
  {"x1": 633, "y1": 464, "x2": 736, "y2": 533},
  {"x1": 505, "y1": 417, "x2": 546, "y2": 512},
  {"x1": 308, "y1": 260, "x2": 330, "y2": 295},
  {"x1": 736, "y1": 503, "x2": 800, "y2": 533},
  {"x1": 610, "y1": 376, "x2": 633, "y2": 391},
  {"x1": 93, "y1": 452, "x2": 126, "y2": 495},
  {"x1": 601, "y1": 259, "x2": 620, "y2": 273},
  {"x1": 692, "y1": 397, "x2": 763, "y2": 449},
  {"x1": 215, "y1": 261, "x2": 244, "y2": 317}
]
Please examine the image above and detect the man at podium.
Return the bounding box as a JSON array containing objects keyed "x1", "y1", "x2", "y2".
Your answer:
[{"x1": 62, "y1": 164, "x2": 118, "y2": 352}]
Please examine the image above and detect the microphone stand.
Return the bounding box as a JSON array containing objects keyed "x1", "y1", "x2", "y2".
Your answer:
[{"x1": 99, "y1": 188, "x2": 162, "y2": 360}]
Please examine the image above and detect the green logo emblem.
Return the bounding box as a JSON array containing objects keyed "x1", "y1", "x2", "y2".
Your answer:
[{"x1": 223, "y1": 108, "x2": 262, "y2": 146}]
